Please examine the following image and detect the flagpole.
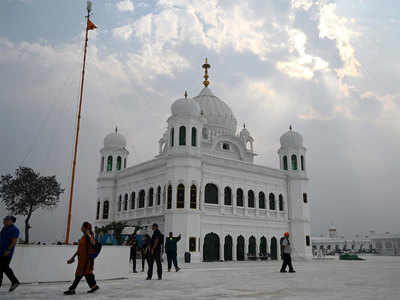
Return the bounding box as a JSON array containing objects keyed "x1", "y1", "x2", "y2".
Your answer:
[{"x1": 65, "y1": 1, "x2": 93, "y2": 244}]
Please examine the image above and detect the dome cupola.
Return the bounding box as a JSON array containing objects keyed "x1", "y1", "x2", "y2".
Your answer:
[
  {"x1": 171, "y1": 91, "x2": 201, "y2": 117},
  {"x1": 104, "y1": 128, "x2": 127, "y2": 149},
  {"x1": 280, "y1": 125, "x2": 303, "y2": 148},
  {"x1": 192, "y1": 58, "x2": 237, "y2": 135}
]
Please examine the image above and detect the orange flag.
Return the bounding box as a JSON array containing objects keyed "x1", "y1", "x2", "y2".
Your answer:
[{"x1": 87, "y1": 19, "x2": 97, "y2": 30}]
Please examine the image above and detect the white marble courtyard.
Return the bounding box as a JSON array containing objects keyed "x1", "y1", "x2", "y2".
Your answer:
[{"x1": 2, "y1": 256, "x2": 399, "y2": 300}]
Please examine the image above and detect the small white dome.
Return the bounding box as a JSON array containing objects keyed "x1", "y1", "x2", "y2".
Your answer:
[
  {"x1": 193, "y1": 87, "x2": 237, "y2": 134},
  {"x1": 280, "y1": 128, "x2": 303, "y2": 148},
  {"x1": 104, "y1": 131, "x2": 127, "y2": 148},
  {"x1": 171, "y1": 97, "x2": 201, "y2": 117}
]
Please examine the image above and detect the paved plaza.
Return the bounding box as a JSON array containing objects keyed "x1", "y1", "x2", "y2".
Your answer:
[{"x1": 1, "y1": 256, "x2": 399, "y2": 300}]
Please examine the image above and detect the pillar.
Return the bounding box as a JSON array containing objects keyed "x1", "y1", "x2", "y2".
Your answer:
[{"x1": 232, "y1": 236, "x2": 237, "y2": 261}]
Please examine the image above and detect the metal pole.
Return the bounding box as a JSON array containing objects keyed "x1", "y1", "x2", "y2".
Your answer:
[{"x1": 65, "y1": 10, "x2": 90, "y2": 244}]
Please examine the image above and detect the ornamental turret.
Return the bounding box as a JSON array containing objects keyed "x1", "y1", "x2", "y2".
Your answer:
[{"x1": 99, "y1": 127, "x2": 129, "y2": 175}]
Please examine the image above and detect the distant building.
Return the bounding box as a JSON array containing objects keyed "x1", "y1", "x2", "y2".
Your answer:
[
  {"x1": 311, "y1": 226, "x2": 373, "y2": 253},
  {"x1": 370, "y1": 232, "x2": 400, "y2": 256},
  {"x1": 312, "y1": 227, "x2": 400, "y2": 256}
]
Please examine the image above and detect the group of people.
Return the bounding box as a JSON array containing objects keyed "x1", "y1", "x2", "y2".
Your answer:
[
  {"x1": 1, "y1": 216, "x2": 295, "y2": 295},
  {"x1": 128, "y1": 224, "x2": 182, "y2": 280}
]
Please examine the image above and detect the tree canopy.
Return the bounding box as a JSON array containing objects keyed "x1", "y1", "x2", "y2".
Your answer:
[{"x1": 0, "y1": 167, "x2": 64, "y2": 243}]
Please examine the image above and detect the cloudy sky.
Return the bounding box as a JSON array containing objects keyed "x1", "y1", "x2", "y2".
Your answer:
[{"x1": 0, "y1": 0, "x2": 399, "y2": 242}]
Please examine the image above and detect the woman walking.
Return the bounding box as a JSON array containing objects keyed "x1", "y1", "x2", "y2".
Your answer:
[{"x1": 64, "y1": 222, "x2": 99, "y2": 295}]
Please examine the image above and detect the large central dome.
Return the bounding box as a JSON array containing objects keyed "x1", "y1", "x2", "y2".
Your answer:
[{"x1": 193, "y1": 87, "x2": 237, "y2": 134}]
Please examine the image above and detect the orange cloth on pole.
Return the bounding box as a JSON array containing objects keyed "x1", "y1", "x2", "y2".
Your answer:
[{"x1": 87, "y1": 19, "x2": 97, "y2": 30}]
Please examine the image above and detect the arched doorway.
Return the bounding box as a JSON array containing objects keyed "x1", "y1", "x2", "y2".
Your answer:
[
  {"x1": 260, "y1": 236, "x2": 267, "y2": 259},
  {"x1": 203, "y1": 233, "x2": 220, "y2": 262},
  {"x1": 237, "y1": 236, "x2": 245, "y2": 261},
  {"x1": 270, "y1": 237, "x2": 278, "y2": 260},
  {"x1": 224, "y1": 235, "x2": 233, "y2": 261},
  {"x1": 248, "y1": 236, "x2": 256, "y2": 257}
]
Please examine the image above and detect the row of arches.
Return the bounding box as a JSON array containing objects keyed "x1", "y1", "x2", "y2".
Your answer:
[
  {"x1": 117, "y1": 186, "x2": 163, "y2": 212},
  {"x1": 112, "y1": 184, "x2": 199, "y2": 216},
  {"x1": 166, "y1": 184, "x2": 197, "y2": 209},
  {"x1": 96, "y1": 200, "x2": 110, "y2": 220},
  {"x1": 100, "y1": 155, "x2": 127, "y2": 172},
  {"x1": 282, "y1": 154, "x2": 304, "y2": 171},
  {"x1": 203, "y1": 233, "x2": 279, "y2": 262},
  {"x1": 170, "y1": 126, "x2": 197, "y2": 147},
  {"x1": 205, "y1": 184, "x2": 285, "y2": 211}
]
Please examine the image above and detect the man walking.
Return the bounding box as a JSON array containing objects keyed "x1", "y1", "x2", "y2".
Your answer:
[
  {"x1": 0, "y1": 216, "x2": 20, "y2": 292},
  {"x1": 146, "y1": 223, "x2": 163, "y2": 280},
  {"x1": 280, "y1": 232, "x2": 295, "y2": 273},
  {"x1": 165, "y1": 232, "x2": 181, "y2": 272}
]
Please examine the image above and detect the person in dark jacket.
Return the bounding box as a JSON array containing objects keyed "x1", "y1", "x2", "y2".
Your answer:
[
  {"x1": 129, "y1": 233, "x2": 138, "y2": 273},
  {"x1": 146, "y1": 223, "x2": 163, "y2": 280},
  {"x1": 0, "y1": 216, "x2": 20, "y2": 292},
  {"x1": 280, "y1": 232, "x2": 295, "y2": 273},
  {"x1": 165, "y1": 232, "x2": 181, "y2": 272}
]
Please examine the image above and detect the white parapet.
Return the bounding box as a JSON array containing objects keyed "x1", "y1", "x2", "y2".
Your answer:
[{"x1": 5, "y1": 245, "x2": 130, "y2": 284}]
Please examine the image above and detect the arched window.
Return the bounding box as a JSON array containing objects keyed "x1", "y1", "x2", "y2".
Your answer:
[
  {"x1": 124, "y1": 193, "x2": 128, "y2": 210},
  {"x1": 139, "y1": 190, "x2": 145, "y2": 208},
  {"x1": 279, "y1": 194, "x2": 284, "y2": 211},
  {"x1": 179, "y1": 126, "x2": 186, "y2": 145},
  {"x1": 117, "y1": 156, "x2": 122, "y2": 171},
  {"x1": 170, "y1": 128, "x2": 174, "y2": 147},
  {"x1": 96, "y1": 201, "x2": 100, "y2": 220},
  {"x1": 103, "y1": 201, "x2": 109, "y2": 219},
  {"x1": 148, "y1": 188, "x2": 154, "y2": 207},
  {"x1": 236, "y1": 188, "x2": 243, "y2": 207},
  {"x1": 259, "y1": 191, "x2": 266, "y2": 209},
  {"x1": 248, "y1": 190, "x2": 255, "y2": 208},
  {"x1": 303, "y1": 193, "x2": 308, "y2": 203},
  {"x1": 269, "y1": 193, "x2": 276, "y2": 210},
  {"x1": 118, "y1": 195, "x2": 122, "y2": 212},
  {"x1": 167, "y1": 185, "x2": 172, "y2": 209},
  {"x1": 191, "y1": 127, "x2": 197, "y2": 147},
  {"x1": 283, "y1": 156, "x2": 288, "y2": 170},
  {"x1": 177, "y1": 184, "x2": 185, "y2": 208},
  {"x1": 100, "y1": 157, "x2": 104, "y2": 172},
  {"x1": 130, "y1": 192, "x2": 135, "y2": 209},
  {"x1": 190, "y1": 184, "x2": 197, "y2": 209},
  {"x1": 202, "y1": 127, "x2": 208, "y2": 139},
  {"x1": 224, "y1": 187, "x2": 232, "y2": 206},
  {"x1": 107, "y1": 156, "x2": 113, "y2": 171},
  {"x1": 306, "y1": 235, "x2": 310, "y2": 247},
  {"x1": 124, "y1": 158, "x2": 127, "y2": 169},
  {"x1": 205, "y1": 183, "x2": 218, "y2": 204},
  {"x1": 291, "y1": 154, "x2": 297, "y2": 170},
  {"x1": 157, "y1": 186, "x2": 161, "y2": 206},
  {"x1": 301, "y1": 155, "x2": 305, "y2": 171}
]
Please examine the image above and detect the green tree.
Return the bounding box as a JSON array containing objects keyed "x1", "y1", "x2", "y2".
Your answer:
[{"x1": 0, "y1": 167, "x2": 64, "y2": 244}]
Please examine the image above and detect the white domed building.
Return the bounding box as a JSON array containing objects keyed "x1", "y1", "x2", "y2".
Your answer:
[{"x1": 96, "y1": 60, "x2": 312, "y2": 262}]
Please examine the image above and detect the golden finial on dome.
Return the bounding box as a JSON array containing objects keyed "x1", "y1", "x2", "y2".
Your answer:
[
  {"x1": 202, "y1": 57, "x2": 211, "y2": 87},
  {"x1": 184, "y1": 90, "x2": 188, "y2": 99}
]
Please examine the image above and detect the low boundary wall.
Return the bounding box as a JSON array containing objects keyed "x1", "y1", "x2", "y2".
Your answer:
[{"x1": 5, "y1": 245, "x2": 130, "y2": 284}]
